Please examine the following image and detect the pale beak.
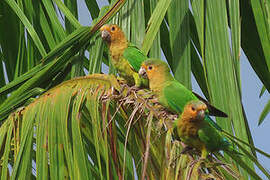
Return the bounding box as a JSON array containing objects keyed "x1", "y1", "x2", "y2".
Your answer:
[
  {"x1": 139, "y1": 67, "x2": 147, "y2": 79},
  {"x1": 197, "y1": 110, "x2": 205, "y2": 120},
  {"x1": 101, "y1": 30, "x2": 111, "y2": 42}
]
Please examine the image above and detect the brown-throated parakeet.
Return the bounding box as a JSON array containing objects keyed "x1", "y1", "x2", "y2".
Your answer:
[
  {"x1": 175, "y1": 100, "x2": 236, "y2": 158},
  {"x1": 100, "y1": 24, "x2": 148, "y2": 87},
  {"x1": 138, "y1": 59, "x2": 227, "y2": 123}
]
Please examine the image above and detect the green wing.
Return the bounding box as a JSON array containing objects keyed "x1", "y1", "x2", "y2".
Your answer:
[
  {"x1": 163, "y1": 80, "x2": 197, "y2": 113},
  {"x1": 163, "y1": 80, "x2": 222, "y2": 131},
  {"x1": 197, "y1": 121, "x2": 224, "y2": 151},
  {"x1": 123, "y1": 43, "x2": 148, "y2": 72}
]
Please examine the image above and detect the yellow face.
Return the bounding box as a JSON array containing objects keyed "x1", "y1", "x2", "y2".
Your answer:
[
  {"x1": 100, "y1": 24, "x2": 124, "y2": 43},
  {"x1": 184, "y1": 101, "x2": 207, "y2": 120},
  {"x1": 140, "y1": 63, "x2": 158, "y2": 80}
]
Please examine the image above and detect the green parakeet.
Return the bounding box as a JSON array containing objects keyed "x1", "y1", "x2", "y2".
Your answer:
[
  {"x1": 100, "y1": 24, "x2": 148, "y2": 87},
  {"x1": 175, "y1": 100, "x2": 236, "y2": 158},
  {"x1": 138, "y1": 59, "x2": 227, "y2": 122}
]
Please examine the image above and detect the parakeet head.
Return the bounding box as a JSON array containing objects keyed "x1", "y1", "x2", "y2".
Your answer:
[
  {"x1": 139, "y1": 59, "x2": 172, "y2": 81},
  {"x1": 100, "y1": 24, "x2": 127, "y2": 44},
  {"x1": 182, "y1": 100, "x2": 207, "y2": 121}
]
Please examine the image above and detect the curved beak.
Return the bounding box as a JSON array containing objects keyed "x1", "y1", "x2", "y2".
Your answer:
[
  {"x1": 197, "y1": 110, "x2": 205, "y2": 120},
  {"x1": 139, "y1": 66, "x2": 147, "y2": 79},
  {"x1": 100, "y1": 29, "x2": 111, "y2": 42}
]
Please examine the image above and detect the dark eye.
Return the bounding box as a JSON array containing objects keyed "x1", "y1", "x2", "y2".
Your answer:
[
  {"x1": 111, "y1": 26, "x2": 115, "y2": 31},
  {"x1": 148, "y1": 66, "x2": 153, "y2": 70},
  {"x1": 191, "y1": 107, "x2": 196, "y2": 111}
]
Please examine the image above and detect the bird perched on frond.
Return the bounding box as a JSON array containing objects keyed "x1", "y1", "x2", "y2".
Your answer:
[
  {"x1": 100, "y1": 24, "x2": 148, "y2": 87},
  {"x1": 138, "y1": 59, "x2": 227, "y2": 127},
  {"x1": 175, "y1": 100, "x2": 238, "y2": 159}
]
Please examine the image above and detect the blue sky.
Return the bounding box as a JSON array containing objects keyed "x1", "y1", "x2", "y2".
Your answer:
[
  {"x1": 77, "y1": 0, "x2": 270, "y2": 177},
  {"x1": 239, "y1": 52, "x2": 270, "y2": 177}
]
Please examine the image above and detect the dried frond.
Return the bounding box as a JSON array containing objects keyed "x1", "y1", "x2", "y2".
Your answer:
[{"x1": 0, "y1": 74, "x2": 244, "y2": 179}]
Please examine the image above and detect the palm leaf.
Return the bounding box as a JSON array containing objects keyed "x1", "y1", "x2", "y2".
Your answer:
[
  {"x1": 0, "y1": 0, "x2": 269, "y2": 179},
  {"x1": 258, "y1": 99, "x2": 270, "y2": 125},
  {"x1": 2, "y1": 74, "x2": 267, "y2": 179}
]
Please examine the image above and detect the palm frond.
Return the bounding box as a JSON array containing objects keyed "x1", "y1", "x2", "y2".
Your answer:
[
  {"x1": 0, "y1": 0, "x2": 270, "y2": 179},
  {"x1": 0, "y1": 74, "x2": 268, "y2": 179}
]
